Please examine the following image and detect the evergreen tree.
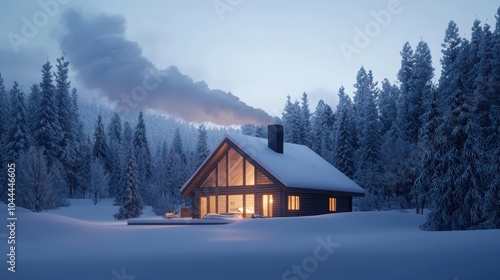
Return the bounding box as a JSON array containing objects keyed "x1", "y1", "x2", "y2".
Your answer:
[
  {"x1": 408, "y1": 40, "x2": 434, "y2": 144},
  {"x1": 299, "y1": 92, "x2": 312, "y2": 147},
  {"x1": 311, "y1": 99, "x2": 335, "y2": 161},
  {"x1": 255, "y1": 125, "x2": 267, "y2": 138},
  {"x1": 34, "y1": 61, "x2": 63, "y2": 167},
  {"x1": 353, "y1": 67, "x2": 381, "y2": 171},
  {"x1": 70, "y1": 88, "x2": 87, "y2": 198},
  {"x1": 423, "y1": 68, "x2": 483, "y2": 230},
  {"x1": 89, "y1": 159, "x2": 109, "y2": 205},
  {"x1": 92, "y1": 115, "x2": 110, "y2": 171},
  {"x1": 114, "y1": 149, "x2": 143, "y2": 220},
  {"x1": 195, "y1": 124, "x2": 210, "y2": 169},
  {"x1": 4, "y1": 81, "x2": 32, "y2": 163},
  {"x1": 241, "y1": 124, "x2": 256, "y2": 136},
  {"x1": 133, "y1": 112, "x2": 153, "y2": 204},
  {"x1": 378, "y1": 79, "x2": 399, "y2": 136},
  {"x1": 133, "y1": 112, "x2": 152, "y2": 179},
  {"x1": 27, "y1": 84, "x2": 41, "y2": 136},
  {"x1": 107, "y1": 113, "x2": 123, "y2": 197},
  {"x1": 396, "y1": 42, "x2": 414, "y2": 142},
  {"x1": 75, "y1": 137, "x2": 92, "y2": 198},
  {"x1": 108, "y1": 113, "x2": 123, "y2": 145},
  {"x1": 281, "y1": 96, "x2": 302, "y2": 144},
  {"x1": 333, "y1": 87, "x2": 355, "y2": 178},
  {"x1": 54, "y1": 55, "x2": 73, "y2": 165},
  {"x1": 17, "y1": 147, "x2": 65, "y2": 212},
  {"x1": 413, "y1": 88, "x2": 440, "y2": 214},
  {"x1": 438, "y1": 21, "x2": 461, "y2": 114},
  {"x1": 167, "y1": 128, "x2": 188, "y2": 207}
]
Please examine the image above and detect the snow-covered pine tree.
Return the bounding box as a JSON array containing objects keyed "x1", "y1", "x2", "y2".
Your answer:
[
  {"x1": 54, "y1": 55, "x2": 74, "y2": 167},
  {"x1": 396, "y1": 42, "x2": 414, "y2": 142},
  {"x1": 299, "y1": 92, "x2": 312, "y2": 147},
  {"x1": 481, "y1": 7, "x2": 500, "y2": 229},
  {"x1": 75, "y1": 137, "x2": 92, "y2": 198},
  {"x1": 254, "y1": 125, "x2": 267, "y2": 138},
  {"x1": 413, "y1": 87, "x2": 440, "y2": 214},
  {"x1": 107, "y1": 113, "x2": 123, "y2": 197},
  {"x1": 423, "y1": 44, "x2": 484, "y2": 230},
  {"x1": 378, "y1": 79, "x2": 399, "y2": 137},
  {"x1": 353, "y1": 67, "x2": 383, "y2": 210},
  {"x1": 133, "y1": 112, "x2": 152, "y2": 178},
  {"x1": 194, "y1": 124, "x2": 209, "y2": 169},
  {"x1": 333, "y1": 87, "x2": 355, "y2": 178},
  {"x1": 241, "y1": 124, "x2": 256, "y2": 136},
  {"x1": 133, "y1": 111, "x2": 153, "y2": 204},
  {"x1": 353, "y1": 68, "x2": 381, "y2": 172},
  {"x1": 114, "y1": 148, "x2": 143, "y2": 220},
  {"x1": 34, "y1": 61, "x2": 63, "y2": 167},
  {"x1": 27, "y1": 84, "x2": 41, "y2": 136},
  {"x1": 167, "y1": 128, "x2": 188, "y2": 207},
  {"x1": 108, "y1": 113, "x2": 123, "y2": 145},
  {"x1": 92, "y1": 115, "x2": 111, "y2": 172},
  {"x1": 438, "y1": 21, "x2": 461, "y2": 115},
  {"x1": 70, "y1": 88, "x2": 88, "y2": 198},
  {"x1": 408, "y1": 40, "x2": 434, "y2": 144},
  {"x1": 311, "y1": 99, "x2": 335, "y2": 162},
  {"x1": 89, "y1": 159, "x2": 109, "y2": 205},
  {"x1": 17, "y1": 147, "x2": 61, "y2": 212},
  {"x1": 281, "y1": 96, "x2": 302, "y2": 144},
  {"x1": 4, "y1": 81, "x2": 32, "y2": 163}
]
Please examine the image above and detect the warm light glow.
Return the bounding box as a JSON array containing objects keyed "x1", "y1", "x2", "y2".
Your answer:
[
  {"x1": 288, "y1": 195, "x2": 300, "y2": 210},
  {"x1": 329, "y1": 198, "x2": 337, "y2": 212},
  {"x1": 269, "y1": 198, "x2": 273, "y2": 203}
]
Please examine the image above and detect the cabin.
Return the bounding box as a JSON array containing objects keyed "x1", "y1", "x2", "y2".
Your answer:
[{"x1": 181, "y1": 124, "x2": 365, "y2": 218}]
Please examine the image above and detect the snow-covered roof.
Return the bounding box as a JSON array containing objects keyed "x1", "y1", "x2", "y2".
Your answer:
[{"x1": 225, "y1": 133, "x2": 365, "y2": 195}]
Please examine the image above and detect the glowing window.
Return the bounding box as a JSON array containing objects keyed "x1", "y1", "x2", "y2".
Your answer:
[
  {"x1": 288, "y1": 195, "x2": 300, "y2": 210},
  {"x1": 217, "y1": 155, "x2": 227, "y2": 187},
  {"x1": 228, "y1": 149, "x2": 243, "y2": 186},
  {"x1": 228, "y1": 195, "x2": 243, "y2": 213},
  {"x1": 201, "y1": 169, "x2": 216, "y2": 187},
  {"x1": 245, "y1": 160, "x2": 255, "y2": 185},
  {"x1": 329, "y1": 198, "x2": 337, "y2": 212}
]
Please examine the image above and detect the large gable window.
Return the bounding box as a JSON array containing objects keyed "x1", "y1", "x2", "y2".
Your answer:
[
  {"x1": 228, "y1": 148, "x2": 244, "y2": 186},
  {"x1": 201, "y1": 147, "x2": 273, "y2": 187}
]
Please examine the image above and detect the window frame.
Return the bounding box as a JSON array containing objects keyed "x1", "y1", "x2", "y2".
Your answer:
[
  {"x1": 329, "y1": 197, "x2": 337, "y2": 212},
  {"x1": 288, "y1": 195, "x2": 300, "y2": 211}
]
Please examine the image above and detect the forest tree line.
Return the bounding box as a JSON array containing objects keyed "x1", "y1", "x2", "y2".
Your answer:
[{"x1": 275, "y1": 12, "x2": 500, "y2": 231}]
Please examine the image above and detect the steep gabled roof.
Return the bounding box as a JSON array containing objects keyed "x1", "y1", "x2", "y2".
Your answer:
[
  {"x1": 181, "y1": 133, "x2": 365, "y2": 196},
  {"x1": 226, "y1": 133, "x2": 365, "y2": 195}
]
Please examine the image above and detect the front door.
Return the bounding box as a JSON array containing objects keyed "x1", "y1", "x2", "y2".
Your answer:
[
  {"x1": 263, "y1": 194, "x2": 273, "y2": 217},
  {"x1": 200, "y1": 197, "x2": 207, "y2": 219}
]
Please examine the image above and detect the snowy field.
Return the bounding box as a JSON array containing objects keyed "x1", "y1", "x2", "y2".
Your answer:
[{"x1": 1, "y1": 199, "x2": 499, "y2": 280}]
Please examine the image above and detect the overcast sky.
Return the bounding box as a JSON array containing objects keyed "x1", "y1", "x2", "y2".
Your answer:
[{"x1": 0, "y1": 0, "x2": 498, "y2": 125}]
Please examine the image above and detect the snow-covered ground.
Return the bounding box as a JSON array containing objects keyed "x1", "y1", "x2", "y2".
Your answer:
[{"x1": 1, "y1": 199, "x2": 499, "y2": 280}]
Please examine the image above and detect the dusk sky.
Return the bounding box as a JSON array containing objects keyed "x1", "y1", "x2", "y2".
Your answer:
[{"x1": 0, "y1": 0, "x2": 498, "y2": 124}]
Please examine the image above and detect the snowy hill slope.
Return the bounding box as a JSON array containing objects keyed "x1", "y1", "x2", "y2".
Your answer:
[{"x1": 0, "y1": 201, "x2": 499, "y2": 280}]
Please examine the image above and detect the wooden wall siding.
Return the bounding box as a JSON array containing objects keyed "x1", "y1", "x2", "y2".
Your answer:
[
  {"x1": 255, "y1": 169, "x2": 273, "y2": 185},
  {"x1": 285, "y1": 192, "x2": 352, "y2": 217}
]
